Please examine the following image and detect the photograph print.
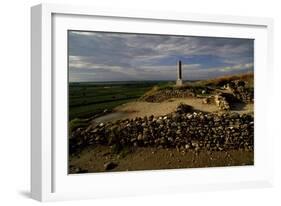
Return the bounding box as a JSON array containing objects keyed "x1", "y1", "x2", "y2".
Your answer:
[{"x1": 68, "y1": 31, "x2": 254, "y2": 174}]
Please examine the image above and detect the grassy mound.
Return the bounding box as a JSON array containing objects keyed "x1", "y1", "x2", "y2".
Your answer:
[{"x1": 196, "y1": 72, "x2": 254, "y2": 88}]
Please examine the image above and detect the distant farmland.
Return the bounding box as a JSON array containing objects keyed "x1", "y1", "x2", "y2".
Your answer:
[{"x1": 69, "y1": 81, "x2": 173, "y2": 120}]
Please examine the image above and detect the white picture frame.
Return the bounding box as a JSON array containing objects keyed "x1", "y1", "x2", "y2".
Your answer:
[{"x1": 31, "y1": 3, "x2": 274, "y2": 202}]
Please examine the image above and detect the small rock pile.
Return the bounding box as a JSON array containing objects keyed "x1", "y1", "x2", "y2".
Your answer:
[
  {"x1": 226, "y1": 80, "x2": 253, "y2": 103},
  {"x1": 70, "y1": 105, "x2": 254, "y2": 154},
  {"x1": 214, "y1": 93, "x2": 231, "y2": 111},
  {"x1": 176, "y1": 103, "x2": 193, "y2": 113},
  {"x1": 142, "y1": 89, "x2": 195, "y2": 102},
  {"x1": 202, "y1": 93, "x2": 231, "y2": 111},
  {"x1": 202, "y1": 96, "x2": 213, "y2": 104}
]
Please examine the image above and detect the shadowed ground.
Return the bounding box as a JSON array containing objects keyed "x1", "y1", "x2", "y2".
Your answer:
[{"x1": 69, "y1": 145, "x2": 253, "y2": 173}]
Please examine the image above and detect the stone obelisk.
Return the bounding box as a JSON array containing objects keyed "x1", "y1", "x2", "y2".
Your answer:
[{"x1": 176, "y1": 60, "x2": 183, "y2": 86}]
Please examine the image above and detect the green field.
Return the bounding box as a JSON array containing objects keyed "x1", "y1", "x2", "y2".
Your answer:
[{"x1": 69, "y1": 81, "x2": 173, "y2": 121}]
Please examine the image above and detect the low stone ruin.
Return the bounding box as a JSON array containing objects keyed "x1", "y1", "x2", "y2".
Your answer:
[
  {"x1": 141, "y1": 80, "x2": 253, "y2": 112},
  {"x1": 70, "y1": 104, "x2": 254, "y2": 154},
  {"x1": 226, "y1": 80, "x2": 253, "y2": 103},
  {"x1": 214, "y1": 93, "x2": 231, "y2": 111},
  {"x1": 202, "y1": 80, "x2": 253, "y2": 111},
  {"x1": 175, "y1": 103, "x2": 193, "y2": 114},
  {"x1": 141, "y1": 88, "x2": 195, "y2": 102},
  {"x1": 202, "y1": 93, "x2": 231, "y2": 111}
]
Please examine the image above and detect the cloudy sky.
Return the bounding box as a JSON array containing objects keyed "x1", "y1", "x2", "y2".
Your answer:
[{"x1": 68, "y1": 31, "x2": 254, "y2": 82}]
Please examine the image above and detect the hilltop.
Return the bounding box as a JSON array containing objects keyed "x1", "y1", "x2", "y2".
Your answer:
[{"x1": 69, "y1": 72, "x2": 254, "y2": 173}]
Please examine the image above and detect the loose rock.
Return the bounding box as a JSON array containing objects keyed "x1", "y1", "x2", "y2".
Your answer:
[{"x1": 104, "y1": 162, "x2": 118, "y2": 170}]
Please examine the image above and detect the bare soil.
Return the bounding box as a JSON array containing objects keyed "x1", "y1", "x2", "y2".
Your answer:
[
  {"x1": 115, "y1": 98, "x2": 217, "y2": 118},
  {"x1": 90, "y1": 97, "x2": 253, "y2": 125},
  {"x1": 69, "y1": 145, "x2": 254, "y2": 173}
]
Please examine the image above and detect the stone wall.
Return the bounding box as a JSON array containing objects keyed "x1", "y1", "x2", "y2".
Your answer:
[
  {"x1": 202, "y1": 80, "x2": 254, "y2": 111},
  {"x1": 141, "y1": 80, "x2": 253, "y2": 109},
  {"x1": 141, "y1": 88, "x2": 196, "y2": 102},
  {"x1": 70, "y1": 106, "x2": 254, "y2": 154},
  {"x1": 226, "y1": 80, "x2": 254, "y2": 103}
]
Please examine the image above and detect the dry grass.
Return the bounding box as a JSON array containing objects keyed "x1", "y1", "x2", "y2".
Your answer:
[{"x1": 197, "y1": 72, "x2": 254, "y2": 87}]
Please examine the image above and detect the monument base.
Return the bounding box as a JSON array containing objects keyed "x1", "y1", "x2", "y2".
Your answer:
[{"x1": 176, "y1": 79, "x2": 183, "y2": 86}]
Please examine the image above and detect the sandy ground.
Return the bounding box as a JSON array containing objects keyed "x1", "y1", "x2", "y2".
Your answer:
[
  {"x1": 115, "y1": 98, "x2": 218, "y2": 119},
  {"x1": 91, "y1": 97, "x2": 253, "y2": 124},
  {"x1": 69, "y1": 145, "x2": 254, "y2": 173}
]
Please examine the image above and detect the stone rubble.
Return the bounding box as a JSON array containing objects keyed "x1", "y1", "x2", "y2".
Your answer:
[
  {"x1": 141, "y1": 80, "x2": 253, "y2": 112},
  {"x1": 70, "y1": 104, "x2": 254, "y2": 154},
  {"x1": 226, "y1": 80, "x2": 254, "y2": 103},
  {"x1": 214, "y1": 93, "x2": 231, "y2": 111},
  {"x1": 202, "y1": 80, "x2": 253, "y2": 111},
  {"x1": 141, "y1": 88, "x2": 196, "y2": 102}
]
